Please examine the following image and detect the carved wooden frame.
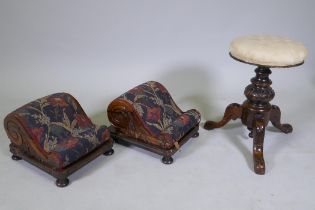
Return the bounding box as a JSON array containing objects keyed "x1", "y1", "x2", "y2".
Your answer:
[
  {"x1": 108, "y1": 98, "x2": 200, "y2": 164},
  {"x1": 4, "y1": 99, "x2": 114, "y2": 187},
  {"x1": 109, "y1": 125, "x2": 199, "y2": 164},
  {"x1": 204, "y1": 53, "x2": 299, "y2": 174}
]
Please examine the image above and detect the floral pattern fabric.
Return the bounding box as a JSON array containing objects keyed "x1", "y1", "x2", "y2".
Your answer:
[
  {"x1": 116, "y1": 81, "x2": 201, "y2": 144},
  {"x1": 12, "y1": 93, "x2": 110, "y2": 169}
]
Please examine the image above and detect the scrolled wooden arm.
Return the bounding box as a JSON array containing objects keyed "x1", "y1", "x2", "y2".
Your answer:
[
  {"x1": 107, "y1": 98, "x2": 155, "y2": 143},
  {"x1": 4, "y1": 114, "x2": 48, "y2": 161},
  {"x1": 107, "y1": 100, "x2": 133, "y2": 129},
  {"x1": 4, "y1": 116, "x2": 27, "y2": 146}
]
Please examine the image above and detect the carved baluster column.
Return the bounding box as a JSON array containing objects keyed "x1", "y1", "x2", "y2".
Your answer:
[{"x1": 241, "y1": 66, "x2": 275, "y2": 137}]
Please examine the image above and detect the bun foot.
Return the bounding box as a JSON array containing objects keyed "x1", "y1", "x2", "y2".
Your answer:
[
  {"x1": 248, "y1": 131, "x2": 253, "y2": 138},
  {"x1": 192, "y1": 132, "x2": 199, "y2": 138},
  {"x1": 104, "y1": 149, "x2": 114, "y2": 156},
  {"x1": 161, "y1": 156, "x2": 173, "y2": 164},
  {"x1": 56, "y1": 178, "x2": 69, "y2": 187},
  {"x1": 11, "y1": 155, "x2": 22, "y2": 160}
]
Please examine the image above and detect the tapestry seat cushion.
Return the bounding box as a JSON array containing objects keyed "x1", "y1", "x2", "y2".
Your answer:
[
  {"x1": 11, "y1": 93, "x2": 110, "y2": 169},
  {"x1": 109, "y1": 81, "x2": 201, "y2": 147}
]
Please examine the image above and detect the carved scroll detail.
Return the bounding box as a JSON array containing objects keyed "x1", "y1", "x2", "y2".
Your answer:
[
  {"x1": 253, "y1": 114, "x2": 266, "y2": 175},
  {"x1": 107, "y1": 99, "x2": 164, "y2": 147},
  {"x1": 4, "y1": 117, "x2": 25, "y2": 146},
  {"x1": 108, "y1": 106, "x2": 131, "y2": 129},
  {"x1": 4, "y1": 115, "x2": 48, "y2": 162}
]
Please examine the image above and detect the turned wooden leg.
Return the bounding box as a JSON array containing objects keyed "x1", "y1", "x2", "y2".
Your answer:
[
  {"x1": 252, "y1": 115, "x2": 266, "y2": 175},
  {"x1": 161, "y1": 156, "x2": 173, "y2": 164},
  {"x1": 56, "y1": 178, "x2": 69, "y2": 187},
  {"x1": 104, "y1": 149, "x2": 114, "y2": 156},
  {"x1": 270, "y1": 105, "x2": 293, "y2": 134},
  {"x1": 204, "y1": 103, "x2": 242, "y2": 130}
]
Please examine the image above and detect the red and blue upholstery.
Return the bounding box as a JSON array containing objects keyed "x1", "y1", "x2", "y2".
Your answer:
[
  {"x1": 7, "y1": 93, "x2": 111, "y2": 169},
  {"x1": 108, "y1": 81, "x2": 201, "y2": 150}
]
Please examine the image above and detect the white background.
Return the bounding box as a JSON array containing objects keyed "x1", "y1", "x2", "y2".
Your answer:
[{"x1": 1, "y1": 0, "x2": 314, "y2": 209}]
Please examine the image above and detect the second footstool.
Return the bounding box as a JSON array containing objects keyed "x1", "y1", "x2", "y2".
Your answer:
[{"x1": 107, "y1": 81, "x2": 201, "y2": 164}]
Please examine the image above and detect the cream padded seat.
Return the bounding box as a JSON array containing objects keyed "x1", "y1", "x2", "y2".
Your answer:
[{"x1": 230, "y1": 35, "x2": 308, "y2": 67}]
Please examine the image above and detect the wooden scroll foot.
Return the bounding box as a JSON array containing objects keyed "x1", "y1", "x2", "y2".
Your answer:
[
  {"x1": 56, "y1": 178, "x2": 69, "y2": 187},
  {"x1": 192, "y1": 132, "x2": 199, "y2": 138},
  {"x1": 253, "y1": 115, "x2": 266, "y2": 175},
  {"x1": 204, "y1": 103, "x2": 242, "y2": 130},
  {"x1": 11, "y1": 155, "x2": 22, "y2": 160},
  {"x1": 104, "y1": 149, "x2": 114, "y2": 156},
  {"x1": 161, "y1": 156, "x2": 173, "y2": 164},
  {"x1": 270, "y1": 105, "x2": 293, "y2": 134}
]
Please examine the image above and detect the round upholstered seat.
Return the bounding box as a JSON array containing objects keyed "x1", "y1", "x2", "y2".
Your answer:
[{"x1": 230, "y1": 35, "x2": 308, "y2": 67}]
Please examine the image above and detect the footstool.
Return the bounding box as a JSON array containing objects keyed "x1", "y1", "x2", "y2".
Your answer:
[
  {"x1": 204, "y1": 35, "x2": 307, "y2": 174},
  {"x1": 107, "y1": 81, "x2": 201, "y2": 164},
  {"x1": 4, "y1": 93, "x2": 114, "y2": 187}
]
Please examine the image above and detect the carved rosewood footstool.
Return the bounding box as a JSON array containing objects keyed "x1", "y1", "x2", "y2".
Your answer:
[
  {"x1": 4, "y1": 93, "x2": 114, "y2": 187},
  {"x1": 107, "y1": 81, "x2": 201, "y2": 164},
  {"x1": 204, "y1": 35, "x2": 307, "y2": 174}
]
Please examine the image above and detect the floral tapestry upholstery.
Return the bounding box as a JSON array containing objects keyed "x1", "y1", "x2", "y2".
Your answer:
[
  {"x1": 11, "y1": 93, "x2": 110, "y2": 169},
  {"x1": 113, "y1": 81, "x2": 201, "y2": 145}
]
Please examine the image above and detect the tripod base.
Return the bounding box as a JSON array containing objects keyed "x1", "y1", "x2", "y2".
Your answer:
[
  {"x1": 205, "y1": 66, "x2": 293, "y2": 174},
  {"x1": 205, "y1": 102, "x2": 292, "y2": 175}
]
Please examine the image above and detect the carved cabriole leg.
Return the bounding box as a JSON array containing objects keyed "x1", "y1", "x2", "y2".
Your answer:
[
  {"x1": 270, "y1": 105, "x2": 293, "y2": 134},
  {"x1": 252, "y1": 114, "x2": 266, "y2": 175},
  {"x1": 204, "y1": 66, "x2": 276, "y2": 174},
  {"x1": 204, "y1": 103, "x2": 242, "y2": 130},
  {"x1": 56, "y1": 178, "x2": 69, "y2": 187}
]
